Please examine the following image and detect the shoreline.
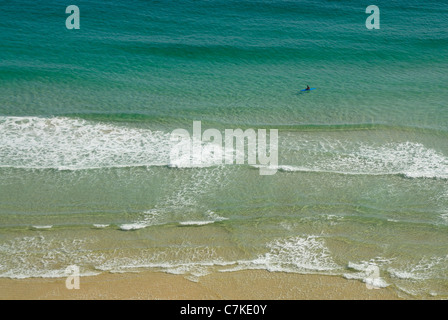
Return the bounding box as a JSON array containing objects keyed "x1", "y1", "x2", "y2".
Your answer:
[{"x1": 0, "y1": 269, "x2": 402, "y2": 300}]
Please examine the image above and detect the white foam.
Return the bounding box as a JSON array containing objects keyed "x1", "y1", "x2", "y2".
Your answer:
[
  {"x1": 279, "y1": 140, "x2": 448, "y2": 180},
  {"x1": 205, "y1": 210, "x2": 228, "y2": 222},
  {"x1": 2, "y1": 117, "x2": 446, "y2": 179},
  {"x1": 93, "y1": 224, "x2": 109, "y2": 228},
  {"x1": 223, "y1": 236, "x2": 339, "y2": 274},
  {"x1": 32, "y1": 225, "x2": 53, "y2": 229},
  {"x1": 0, "y1": 116, "x2": 267, "y2": 171},
  {"x1": 0, "y1": 116, "x2": 172, "y2": 170},
  {"x1": 367, "y1": 277, "x2": 389, "y2": 289},
  {"x1": 325, "y1": 214, "x2": 343, "y2": 221},
  {"x1": 95, "y1": 245, "x2": 236, "y2": 281},
  {"x1": 266, "y1": 236, "x2": 339, "y2": 271},
  {"x1": 168, "y1": 136, "x2": 224, "y2": 169},
  {"x1": 388, "y1": 256, "x2": 448, "y2": 281},
  {"x1": 179, "y1": 221, "x2": 215, "y2": 226},
  {"x1": 0, "y1": 236, "x2": 105, "y2": 279},
  {"x1": 344, "y1": 258, "x2": 393, "y2": 288},
  {"x1": 119, "y1": 223, "x2": 148, "y2": 231},
  {"x1": 0, "y1": 269, "x2": 101, "y2": 279},
  {"x1": 118, "y1": 208, "x2": 165, "y2": 231},
  {"x1": 99, "y1": 259, "x2": 237, "y2": 283},
  {"x1": 388, "y1": 270, "x2": 417, "y2": 280}
]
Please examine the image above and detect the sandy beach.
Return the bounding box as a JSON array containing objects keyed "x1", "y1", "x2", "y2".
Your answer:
[{"x1": 0, "y1": 270, "x2": 401, "y2": 300}]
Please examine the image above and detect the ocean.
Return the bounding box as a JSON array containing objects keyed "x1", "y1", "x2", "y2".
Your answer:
[{"x1": 0, "y1": 0, "x2": 447, "y2": 298}]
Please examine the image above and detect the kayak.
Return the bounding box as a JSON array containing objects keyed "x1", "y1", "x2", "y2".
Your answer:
[{"x1": 300, "y1": 88, "x2": 316, "y2": 92}]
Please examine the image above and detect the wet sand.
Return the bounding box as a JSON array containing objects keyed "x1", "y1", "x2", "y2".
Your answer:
[{"x1": 0, "y1": 270, "x2": 401, "y2": 300}]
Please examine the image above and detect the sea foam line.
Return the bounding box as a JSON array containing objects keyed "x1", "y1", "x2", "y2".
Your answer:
[
  {"x1": 0, "y1": 116, "x2": 172, "y2": 170},
  {"x1": 255, "y1": 140, "x2": 448, "y2": 180}
]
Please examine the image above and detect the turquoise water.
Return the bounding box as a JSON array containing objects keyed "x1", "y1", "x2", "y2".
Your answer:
[{"x1": 0, "y1": 0, "x2": 447, "y2": 298}]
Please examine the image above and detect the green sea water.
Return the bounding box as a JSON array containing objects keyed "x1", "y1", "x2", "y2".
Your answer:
[{"x1": 0, "y1": 0, "x2": 447, "y2": 298}]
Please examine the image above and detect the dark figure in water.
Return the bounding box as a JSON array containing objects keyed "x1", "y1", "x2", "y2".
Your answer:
[{"x1": 306, "y1": 85, "x2": 310, "y2": 90}]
